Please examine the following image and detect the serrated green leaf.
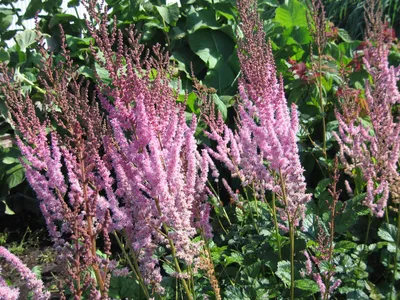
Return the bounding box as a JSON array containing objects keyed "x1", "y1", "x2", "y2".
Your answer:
[
  {"x1": 223, "y1": 251, "x2": 243, "y2": 266},
  {"x1": 378, "y1": 223, "x2": 397, "y2": 243},
  {"x1": 295, "y1": 279, "x2": 320, "y2": 293},
  {"x1": 276, "y1": 260, "x2": 291, "y2": 286}
]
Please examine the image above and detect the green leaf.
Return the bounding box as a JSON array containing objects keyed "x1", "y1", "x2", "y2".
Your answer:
[
  {"x1": 274, "y1": 0, "x2": 307, "y2": 29},
  {"x1": 189, "y1": 29, "x2": 234, "y2": 68},
  {"x1": 162, "y1": 261, "x2": 175, "y2": 275},
  {"x1": 334, "y1": 240, "x2": 357, "y2": 253},
  {"x1": 186, "y1": 7, "x2": 220, "y2": 33},
  {"x1": 223, "y1": 251, "x2": 244, "y2": 267},
  {"x1": 378, "y1": 223, "x2": 397, "y2": 243},
  {"x1": 0, "y1": 9, "x2": 13, "y2": 32},
  {"x1": 31, "y1": 265, "x2": 42, "y2": 280},
  {"x1": 203, "y1": 60, "x2": 236, "y2": 95},
  {"x1": 24, "y1": 0, "x2": 43, "y2": 19},
  {"x1": 291, "y1": 26, "x2": 311, "y2": 45},
  {"x1": 213, "y1": 3, "x2": 236, "y2": 20},
  {"x1": 68, "y1": 0, "x2": 80, "y2": 7},
  {"x1": 15, "y1": 30, "x2": 37, "y2": 52},
  {"x1": 155, "y1": 3, "x2": 180, "y2": 25},
  {"x1": 48, "y1": 14, "x2": 78, "y2": 29},
  {"x1": 347, "y1": 290, "x2": 369, "y2": 300},
  {"x1": 211, "y1": 94, "x2": 227, "y2": 120},
  {"x1": 295, "y1": 279, "x2": 320, "y2": 293},
  {"x1": 5, "y1": 164, "x2": 24, "y2": 189},
  {"x1": 314, "y1": 178, "x2": 331, "y2": 199},
  {"x1": 276, "y1": 260, "x2": 291, "y2": 286},
  {"x1": 338, "y1": 28, "x2": 352, "y2": 43},
  {"x1": 0, "y1": 48, "x2": 10, "y2": 63}
]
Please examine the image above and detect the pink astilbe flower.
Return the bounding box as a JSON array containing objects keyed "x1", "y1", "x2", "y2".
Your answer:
[
  {"x1": 0, "y1": 266, "x2": 20, "y2": 300},
  {"x1": 0, "y1": 247, "x2": 49, "y2": 300},
  {"x1": 334, "y1": 21, "x2": 400, "y2": 217},
  {"x1": 206, "y1": 0, "x2": 311, "y2": 229},
  {"x1": 1, "y1": 26, "x2": 111, "y2": 297},
  {"x1": 84, "y1": 0, "x2": 212, "y2": 290}
]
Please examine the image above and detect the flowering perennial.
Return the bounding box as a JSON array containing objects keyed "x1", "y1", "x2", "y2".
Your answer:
[
  {"x1": 334, "y1": 35, "x2": 400, "y2": 217},
  {"x1": 206, "y1": 0, "x2": 311, "y2": 229}
]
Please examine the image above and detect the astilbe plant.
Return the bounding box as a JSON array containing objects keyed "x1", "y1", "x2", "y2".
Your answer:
[
  {"x1": 0, "y1": 246, "x2": 49, "y2": 300},
  {"x1": 204, "y1": 0, "x2": 311, "y2": 298},
  {"x1": 83, "y1": 1, "x2": 213, "y2": 296},
  {"x1": 333, "y1": 0, "x2": 400, "y2": 295},
  {"x1": 333, "y1": 2, "x2": 400, "y2": 218},
  {"x1": 0, "y1": 27, "x2": 112, "y2": 299}
]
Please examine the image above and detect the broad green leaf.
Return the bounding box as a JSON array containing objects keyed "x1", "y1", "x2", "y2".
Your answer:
[
  {"x1": 48, "y1": 14, "x2": 78, "y2": 29},
  {"x1": 347, "y1": 290, "x2": 369, "y2": 300},
  {"x1": 0, "y1": 48, "x2": 10, "y2": 63},
  {"x1": 213, "y1": 3, "x2": 236, "y2": 20},
  {"x1": 31, "y1": 266, "x2": 42, "y2": 280},
  {"x1": 5, "y1": 164, "x2": 24, "y2": 189},
  {"x1": 274, "y1": 0, "x2": 307, "y2": 29},
  {"x1": 211, "y1": 94, "x2": 227, "y2": 120},
  {"x1": 334, "y1": 240, "x2": 357, "y2": 253},
  {"x1": 291, "y1": 26, "x2": 311, "y2": 45},
  {"x1": 24, "y1": 0, "x2": 43, "y2": 19},
  {"x1": 186, "y1": 7, "x2": 220, "y2": 33},
  {"x1": 378, "y1": 223, "x2": 397, "y2": 243},
  {"x1": 203, "y1": 60, "x2": 236, "y2": 96},
  {"x1": 0, "y1": 9, "x2": 13, "y2": 32},
  {"x1": 223, "y1": 251, "x2": 244, "y2": 266},
  {"x1": 155, "y1": 3, "x2": 180, "y2": 25},
  {"x1": 295, "y1": 279, "x2": 320, "y2": 293},
  {"x1": 189, "y1": 29, "x2": 234, "y2": 68},
  {"x1": 338, "y1": 28, "x2": 352, "y2": 43},
  {"x1": 276, "y1": 260, "x2": 291, "y2": 286},
  {"x1": 15, "y1": 30, "x2": 37, "y2": 52},
  {"x1": 314, "y1": 178, "x2": 331, "y2": 199},
  {"x1": 162, "y1": 261, "x2": 175, "y2": 275}
]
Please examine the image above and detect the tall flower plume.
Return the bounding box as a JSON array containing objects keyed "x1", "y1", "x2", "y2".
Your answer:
[
  {"x1": 1, "y1": 25, "x2": 111, "y2": 298},
  {"x1": 333, "y1": 1, "x2": 400, "y2": 217},
  {"x1": 84, "y1": 0, "x2": 212, "y2": 291},
  {"x1": 205, "y1": 0, "x2": 311, "y2": 229}
]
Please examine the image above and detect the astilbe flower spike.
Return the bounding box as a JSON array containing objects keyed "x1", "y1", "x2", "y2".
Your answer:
[
  {"x1": 206, "y1": 0, "x2": 311, "y2": 229},
  {"x1": 1, "y1": 26, "x2": 111, "y2": 298},
  {"x1": 0, "y1": 247, "x2": 50, "y2": 300},
  {"x1": 333, "y1": 1, "x2": 400, "y2": 217},
  {"x1": 84, "y1": 0, "x2": 213, "y2": 292}
]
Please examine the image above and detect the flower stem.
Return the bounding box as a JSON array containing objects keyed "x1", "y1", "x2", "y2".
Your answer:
[
  {"x1": 113, "y1": 231, "x2": 150, "y2": 299},
  {"x1": 271, "y1": 192, "x2": 282, "y2": 260},
  {"x1": 289, "y1": 221, "x2": 295, "y2": 300},
  {"x1": 390, "y1": 205, "x2": 400, "y2": 299}
]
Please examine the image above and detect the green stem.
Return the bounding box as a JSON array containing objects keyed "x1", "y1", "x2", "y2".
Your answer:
[
  {"x1": 154, "y1": 198, "x2": 193, "y2": 300},
  {"x1": 271, "y1": 192, "x2": 282, "y2": 260},
  {"x1": 390, "y1": 206, "x2": 400, "y2": 299},
  {"x1": 289, "y1": 222, "x2": 295, "y2": 300},
  {"x1": 244, "y1": 187, "x2": 259, "y2": 234},
  {"x1": 113, "y1": 232, "x2": 150, "y2": 299},
  {"x1": 317, "y1": 55, "x2": 327, "y2": 160}
]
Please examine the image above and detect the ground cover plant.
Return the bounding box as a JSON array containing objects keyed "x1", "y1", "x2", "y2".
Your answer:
[{"x1": 0, "y1": 0, "x2": 399, "y2": 299}]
